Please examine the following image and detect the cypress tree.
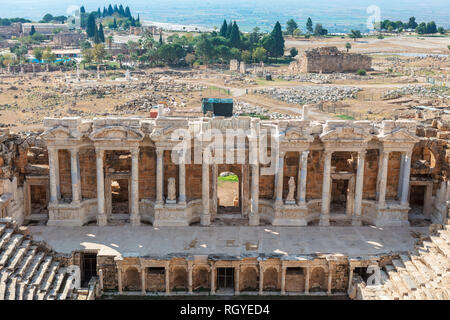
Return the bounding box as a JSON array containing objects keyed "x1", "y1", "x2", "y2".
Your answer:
[
  {"x1": 306, "y1": 17, "x2": 313, "y2": 33},
  {"x1": 137, "y1": 14, "x2": 140, "y2": 23},
  {"x1": 113, "y1": 5, "x2": 119, "y2": 13},
  {"x1": 219, "y1": 19, "x2": 227, "y2": 37},
  {"x1": 159, "y1": 32, "x2": 163, "y2": 44},
  {"x1": 86, "y1": 13, "x2": 96, "y2": 37},
  {"x1": 230, "y1": 21, "x2": 241, "y2": 48},
  {"x1": 97, "y1": 8, "x2": 101, "y2": 17},
  {"x1": 102, "y1": 7, "x2": 107, "y2": 17},
  {"x1": 125, "y1": 6, "x2": 131, "y2": 18},
  {"x1": 98, "y1": 23, "x2": 105, "y2": 43},
  {"x1": 119, "y1": 5, "x2": 125, "y2": 17},
  {"x1": 270, "y1": 21, "x2": 285, "y2": 57},
  {"x1": 113, "y1": 17, "x2": 117, "y2": 29},
  {"x1": 94, "y1": 25, "x2": 100, "y2": 44},
  {"x1": 226, "y1": 21, "x2": 233, "y2": 38},
  {"x1": 108, "y1": 4, "x2": 114, "y2": 16},
  {"x1": 29, "y1": 25, "x2": 36, "y2": 36},
  {"x1": 80, "y1": 6, "x2": 85, "y2": 14},
  {"x1": 131, "y1": 17, "x2": 136, "y2": 27}
]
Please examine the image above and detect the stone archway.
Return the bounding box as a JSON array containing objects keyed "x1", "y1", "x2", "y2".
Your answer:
[
  {"x1": 124, "y1": 267, "x2": 140, "y2": 291},
  {"x1": 241, "y1": 267, "x2": 258, "y2": 291},
  {"x1": 309, "y1": 267, "x2": 327, "y2": 292},
  {"x1": 263, "y1": 267, "x2": 278, "y2": 291},
  {"x1": 171, "y1": 267, "x2": 188, "y2": 291}
]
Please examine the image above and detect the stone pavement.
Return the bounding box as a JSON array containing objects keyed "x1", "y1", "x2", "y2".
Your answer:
[{"x1": 27, "y1": 226, "x2": 428, "y2": 259}]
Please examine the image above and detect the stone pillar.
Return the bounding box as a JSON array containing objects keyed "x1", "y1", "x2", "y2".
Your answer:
[
  {"x1": 275, "y1": 152, "x2": 285, "y2": 205},
  {"x1": 378, "y1": 151, "x2": 389, "y2": 207},
  {"x1": 118, "y1": 268, "x2": 123, "y2": 293},
  {"x1": 234, "y1": 266, "x2": 240, "y2": 295},
  {"x1": 327, "y1": 266, "x2": 333, "y2": 295},
  {"x1": 348, "y1": 267, "x2": 354, "y2": 292},
  {"x1": 96, "y1": 149, "x2": 106, "y2": 226},
  {"x1": 401, "y1": 151, "x2": 412, "y2": 206},
  {"x1": 211, "y1": 163, "x2": 217, "y2": 217},
  {"x1": 165, "y1": 265, "x2": 170, "y2": 294},
  {"x1": 281, "y1": 266, "x2": 286, "y2": 295},
  {"x1": 188, "y1": 263, "x2": 193, "y2": 294},
  {"x1": 99, "y1": 269, "x2": 104, "y2": 290},
  {"x1": 352, "y1": 150, "x2": 366, "y2": 226},
  {"x1": 210, "y1": 265, "x2": 216, "y2": 294},
  {"x1": 201, "y1": 148, "x2": 210, "y2": 226},
  {"x1": 48, "y1": 147, "x2": 60, "y2": 203},
  {"x1": 305, "y1": 267, "x2": 310, "y2": 294},
  {"x1": 141, "y1": 267, "x2": 146, "y2": 295},
  {"x1": 70, "y1": 148, "x2": 81, "y2": 204},
  {"x1": 130, "y1": 148, "x2": 140, "y2": 226},
  {"x1": 178, "y1": 150, "x2": 186, "y2": 205},
  {"x1": 298, "y1": 151, "x2": 309, "y2": 204},
  {"x1": 249, "y1": 163, "x2": 260, "y2": 225},
  {"x1": 397, "y1": 153, "x2": 405, "y2": 199},
  {"x1": 320, "y1": 151, "x2": 332, "y2": 226},
  {"x1": 156, "y1": 148, "x2": 164, "y2": 205},
  {"x1": 259, "y1": 266, "x2": 264, "y2": 295}
]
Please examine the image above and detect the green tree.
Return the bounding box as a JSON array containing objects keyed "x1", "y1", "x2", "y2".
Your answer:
[
  {"x1": 289, "y1": 47, "x2": 298, "y2": 57},
  {"x1": 32, "y1": 47, "x2": 44, "y2": 61},
  {"x1": 93, "y1": 25, "x2": 100, "y2": 44},
  {"x1": 426, "y1": 21, "x2": 437, "y2": 34},
  {"x1": 314, "y1": 24, "x2": 328, "y2": 36},
  {"x1": 42, "y1": 14, "x2": 53, "y2": 23},
  {"x1": 42, "y1": 47, "x2": 56, "y2": 63},
  {"x1": 117, "y1": 53, "x2": 124, "y2": 68},
  {"x1": 98, "y1": 24, "x2": 105, "y2": 43},
  {"x1": 80, "y1": 6, "x2": 85, "y2": 14},
  {"x1": 252, "y1": 47, "x2": 267, "y2": 62},
  {"x1": 29, "y1": 25, "x2": 36, "y2": 36},
  {"x1": 293, "y1": 28, "x2": 302, "y2": 37},
  {"x1": 437, "y1": 27, "x2": 445, "y2": 34},
  {"x1": 230, "y1": 21, "x2": 241, "y2": 48},
  {"x1": 407, "y1": 17, "x2": 418, "y2": 29},
  {"x1": 349, "y1": 29, "x2": 361, "y2": 41},
  {"x1": 306, "y1": 17, "x2": 313, "y2": 33},
  {"x1": 345, "y1": 42, "x2": 351, "y2": 52},
  {"x1": 286, "y1": 19, "x2": 298, "y2": 35},
  {"x1": 270, "y1": 21, "x2": 285, "y2": 57},
  {"x1": 219, "y1": 19, "x2": 228, "y2": 38},
  {"x1": 125, "y1": 6, "x2": 131, "y2": 18},
  {"x1": 157, "y1": 43, "x2": 185, "y2": 65},
  {"x1": 86, "y1": 13, "x2": 96, "y2": 38},
  {"x1": 93, "y1": 43, "x2": 106, "y2": 63},
  {"x1": 241, "y1": 50, "x2": 252, "y2": 63}
]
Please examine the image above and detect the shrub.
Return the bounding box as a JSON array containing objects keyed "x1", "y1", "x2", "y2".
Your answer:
[{"x1": 356, "y1": 69, "x2": 366, "y2": 76}]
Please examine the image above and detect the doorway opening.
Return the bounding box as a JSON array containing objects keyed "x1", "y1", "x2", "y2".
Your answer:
[
  {"x1": 217, "y1": 267, "x2": 234, "y2": 290},
  {"x1": 81, "y1": 252, "x2": 97, "y2": 287},
  {"x1": 217, "y1": 172, "x2": 240, "y2": 214},
  {"x1": 331, "y1": 179, "x2": 348, "y2": 214},
  {"x1": 111, "y1": 179, "x2": 129, "y2": 215},
  {"x1": 408, "y1": 184, "x2": 431, "y2": 226}
]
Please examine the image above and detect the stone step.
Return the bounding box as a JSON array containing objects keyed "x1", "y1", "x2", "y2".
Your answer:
[
  {"x1": 437, "y1": 230, "x2": 450, "y2": 244},
  {"x1": 0, "y1": 224, "x2": 5, "y2": 234},
  {"x1": 0, "y1": 270, "x2": 11, "y2": 300},
  {"x1": 391, "y1": 259, "x2": 406, "y2": 272},
  {"x1": 410, "y1": 257, "x2": 434, "y2": 282},
  {"x1": 0, "y1": 229, "x2": 13, "y2": 250},
  {"x1": 5, "y1": 277, "x2": 17, "y2": 300},
  {"x1": 7, "y1": 240, "x2": 31, "y2": 272},
  {"x1": 14, "y1": 246, "x2": 37, "y2": 278},
  {"x1": 40, "y1": 262, "x2": 59, "y2": 292},
  {"x1": 400, "y1": 273, "x2": 418, "y2": 292},
  {"x1": 399, "y1": 254, "x2": 427, "y2": 287},
  {"x1": 0, "y1": 234, "x2": 23, "y2": 266},
  {"x1": 25, "y1": 285, "x2": 36, "y2": 300},
  {"x1": 22, "y1": 252, "x2": 45, "y2": 283},
  {"x1": 57, "y1": 274, "x2": 74, "y2": 300},
  {"x1": 421, "y1": 254, "x2": 445, "y2": 277},
  {"x1": 384, "y1": 265, "x2": 409, "y2": 297},
  {"x1": 16, "y1": 281, "x2": 26, "y2": 300},
  {"x1": 30, "y1": 256, "x2": 52, "y2": 288},
  {"x1": 46, "y1": 270, "x2": 66, "y2": 300}
]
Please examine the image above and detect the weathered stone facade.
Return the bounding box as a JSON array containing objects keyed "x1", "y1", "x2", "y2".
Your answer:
[{"x1": 289, "y1": 47, "x2": 372, "y2": 73}]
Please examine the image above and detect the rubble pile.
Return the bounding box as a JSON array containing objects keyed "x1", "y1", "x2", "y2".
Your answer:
[
  {"x1": 275, "y1": 73, "x2": 373, "y2": 83},
  {"x1": 382, "y1": 85, "x2": 450, "y2": 100},
  {"x1": 233, "y1": 101, "x2": 298, "y2": 120},
  {"x1": 255, "y1": 86, "x2": 362, "y2": 105}
]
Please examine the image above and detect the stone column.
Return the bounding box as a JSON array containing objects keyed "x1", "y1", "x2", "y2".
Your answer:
[
  {"x1": 397, "y1": 153, "x2": 405, "y2": 199},
  {"x1": 70, "y1": 148, "x2": 81, "y2": 204},
  {"x1": 377, "y1": 151, "x2": 389, "y2": 207},
  {"x1": 141, "y1": 267, "x2": 146, "y2": 295},
  {"x1": 165, "y1": 265, "x2": 170, "y2": 294},
  {"x1": 298, "y1": 151, "x2": 309, "y2": 204},
  {"x1": 320, "y1": 151, "x2": 332, "y2": 226},
  {"x1": 201, "y1": 148, "x2": 210, "y2": 226},
  {"x1": 305, "y1": 267, "x2": 310, "y2": 294},
  {"x1": 210, "y1": 265, "x2": 216, "y2": 294},
  {"x1": 249, "y1": 163, "x2": 260, "y2": 225},
  {"x1": 348, "y1": 267, "x2": 354, "y2": 292},
  {"x1": 234, "y1": 266, "x2": 240, "y2": 295},
  {"x1": 280, "y1": 266, "x2": 286, "y2": 295},
  {"x1": 156, "y1": 148, "x2": 164, "y2": 205},
  {"x1": 275, "y1": 151, "x2": 285, "y2": 205},
  {"x1": 352, "y1": 150, "x2": 366, "y2": 226},
  {"x1": 130, "y1": 148, "x2": 140, "y2": 226},
  {"x1": 188, "y1": 263, "x2": 193, "y2": 294},
  {"x1": 48, "y1": 147, "x2": 60, "y2": 203},
  {"x1": 259, "y1": 266, "x2": 264, "y2": 295},
  {"x1": 327, "y1": 266, "x2": 333, "y2": 295},
  {"x1": 118, "y1": 267, "x2": 123, "y2": 293},
  {"x1": 178, "y1": 150, "x2": 186, "y2": 205},
  {"x1": 96, "y1": 149, "x2": 106, "y2": 226},
  {"x1": 401, "y1": 151, "x2": 412, "y2": 206}
]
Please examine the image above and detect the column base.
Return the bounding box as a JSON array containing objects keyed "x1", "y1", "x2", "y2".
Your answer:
[
  {"x1": 201, "y1": 214, "x2": 211, "y2": 226},
  {"x1": 130, "y1": 215, "x2": 141, "y2": 226},
  {"x1": 351, "y1": 216, "x2": 362, "y2": 226},
  {"x1": 97, "y1": 214, "x2": 107, "y2": 226},
  {"x1": 319, "y1": 216, "x2": 330, "y2": 226},
  {"x1": 249, "y1": 213, "x2": 260, "y2": 226}
]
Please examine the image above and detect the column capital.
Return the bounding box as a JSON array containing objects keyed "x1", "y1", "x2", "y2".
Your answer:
[
  {"x1": 323, "y1": 149, "x2": 333, "y2": 158},
  {"x1": 95, "y1": 148, "x2": 104, "y2": 158},
  {"x1": 69, "y1": 146, "x2": 80, "y2": 154},
  {"x1": 130, "y1": 148, "x2": 139, "y2": 158},
  {"x1": 156, "y1": 147, "x2": 165, "y2": 157}
]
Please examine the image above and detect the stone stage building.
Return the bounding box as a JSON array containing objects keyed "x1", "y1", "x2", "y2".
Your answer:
[{"x1": 0, "y1": 115, "x2": 448, "y2": 298}]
